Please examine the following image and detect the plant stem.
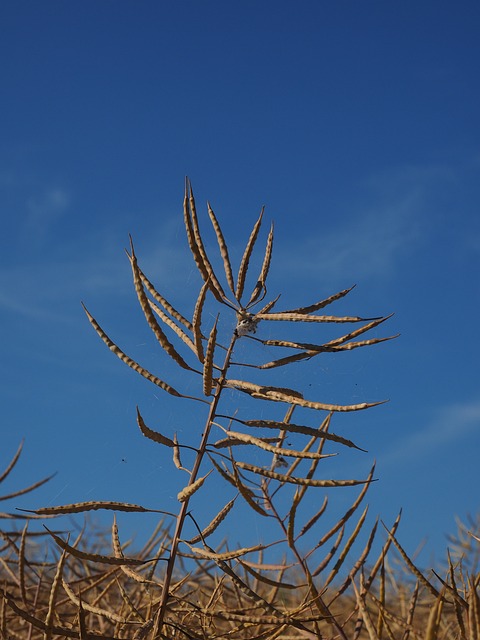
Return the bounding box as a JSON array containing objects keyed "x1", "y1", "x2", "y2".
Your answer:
[
  {"x1": 264, "y1": 487, "x2": 349, "y2": 640},
  {"x1": 153, "y1": 330, "x2": 239, "y2": 639}
]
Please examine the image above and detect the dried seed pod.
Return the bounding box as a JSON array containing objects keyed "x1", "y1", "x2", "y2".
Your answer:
[{"x1": 177, "y1": 471, "x2": 212, "y2": 503}]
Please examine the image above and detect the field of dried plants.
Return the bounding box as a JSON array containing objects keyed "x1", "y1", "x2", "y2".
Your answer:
[{"x1": 1, "y1": 180, "x2": 478, "y2": 639}]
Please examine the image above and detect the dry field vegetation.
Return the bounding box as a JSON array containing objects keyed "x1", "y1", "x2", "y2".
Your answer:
[{"x1": 1, "y1": 180, "x2": 479, "y2": 639}]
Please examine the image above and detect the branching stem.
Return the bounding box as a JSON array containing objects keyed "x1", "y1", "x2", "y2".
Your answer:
[
  {"x1": 263, "y1": 486, "x2": 349, "y2": 640},
  {"x1": 153, "y1": 329, "x2": 239, "y2": 638}
]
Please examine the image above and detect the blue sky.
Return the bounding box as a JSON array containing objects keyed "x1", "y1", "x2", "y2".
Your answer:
[{"x1": 1, "y1": 1, "x2": 479, "y2": 569}]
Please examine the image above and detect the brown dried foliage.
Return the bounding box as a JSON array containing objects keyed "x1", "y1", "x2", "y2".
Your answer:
[{"x1": 1, "y1": 180, "x2": 476, "y2": 640}]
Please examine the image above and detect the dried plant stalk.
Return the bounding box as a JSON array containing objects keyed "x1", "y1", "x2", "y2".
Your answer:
[{"x1": 12, "y1": 180, "x2": 442, "y2": 640}]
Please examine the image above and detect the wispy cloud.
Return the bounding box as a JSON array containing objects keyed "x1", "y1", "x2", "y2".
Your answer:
[
  {"x1": 379, "y1": 400, "x2": 480, "y2": 468},
  {"x1": 0, "y1": 245, "x2": 145, "y2": 322},
  {"x1": 273, "y1": 164, "x2": 452, "y2": 287},
  {"x1": 25, "y1": 187, "x2": 70, "y2": 236},
  {"x1": 0, "y1": 218, "x2": 197, "y2": 323}
]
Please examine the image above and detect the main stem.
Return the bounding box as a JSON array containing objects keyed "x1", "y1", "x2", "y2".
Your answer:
[{"x1": 153, "y1": 331, "x2": 239, "y2": 638}]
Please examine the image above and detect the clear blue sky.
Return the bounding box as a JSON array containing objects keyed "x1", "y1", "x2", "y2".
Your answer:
[{"x1": 1, "y1": 1, "x2": 479, "y2": 568}]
